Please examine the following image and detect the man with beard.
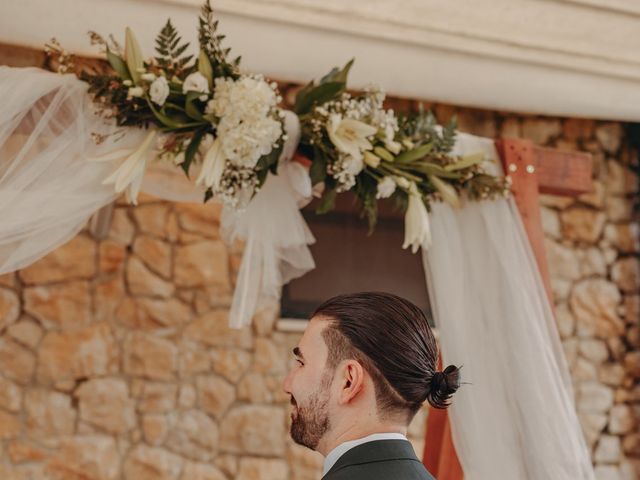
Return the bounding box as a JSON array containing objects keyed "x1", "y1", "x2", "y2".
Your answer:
[{"x1": 283, "y1": 292, "x2": 460, "y2": 480}]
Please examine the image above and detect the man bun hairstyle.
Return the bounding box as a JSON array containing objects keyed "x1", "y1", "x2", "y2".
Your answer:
[{"x1": 313, "y1": 292, "x2": 460, "y2": 420}]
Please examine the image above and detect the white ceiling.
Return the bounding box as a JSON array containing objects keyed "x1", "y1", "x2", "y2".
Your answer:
[{"x1": 3, "y1": 0, "x2": 640, "y2": 121}]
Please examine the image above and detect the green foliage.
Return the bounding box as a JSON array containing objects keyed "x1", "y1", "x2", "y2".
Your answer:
[
  {"x1": 154, "y1": 20, "x2": 193, "y2": 77},
  {"x1": 398, "y1": 106, "x2": 458, "y2": 154},
  {"x1": 294, "y1": 59, "x2": 353, "y2": 115},
  {"x1": 198, "y1": 0, "x2": 240, "y2": 79},
  {"x1": 182, "y1": 129, "x2": 207, "y2": 176}
]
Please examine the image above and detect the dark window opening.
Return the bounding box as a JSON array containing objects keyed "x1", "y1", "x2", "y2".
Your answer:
[{"x1": 281, "y1": 192, "x2": 432, "y2": 323}]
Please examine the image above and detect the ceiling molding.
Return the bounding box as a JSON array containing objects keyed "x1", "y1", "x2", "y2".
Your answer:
[{"x1": 3, "y1": 0, "x2": 640, "y2": 121}]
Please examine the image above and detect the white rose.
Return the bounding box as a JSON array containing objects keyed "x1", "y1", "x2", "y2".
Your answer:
[
  {"x1": 150, "y1": 76, "x2": 170, "y2": 106},
  {"x1": 183, "y1": 72, "x2": 210, "y2": 101}
]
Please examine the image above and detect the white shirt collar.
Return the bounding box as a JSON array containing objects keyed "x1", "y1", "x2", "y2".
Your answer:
[{"x1": 322, "y1": 432, "x2": 408, "y2": 476}]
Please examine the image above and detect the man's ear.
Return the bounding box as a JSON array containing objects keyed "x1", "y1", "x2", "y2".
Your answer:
[{"x1": 338, "y1": 360, "x2": 365, "y2": 405}]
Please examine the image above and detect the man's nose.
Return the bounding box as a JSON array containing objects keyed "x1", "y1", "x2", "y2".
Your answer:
[{"x1": 282, "y1": 368, "x2": 293, "y2": 394}]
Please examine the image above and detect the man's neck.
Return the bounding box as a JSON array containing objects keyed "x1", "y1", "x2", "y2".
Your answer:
[{"x1": 317, "y1": 422, "x2": 407, "y2": 457}]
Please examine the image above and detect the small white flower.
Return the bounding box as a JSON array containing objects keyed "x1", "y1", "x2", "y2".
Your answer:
[
  {"x1": 183, "y1": 72, "x2": 210, "y2": 101},
  {"x1": 195, "y1": 138, "x2": 225, "y2": 189},
  {"x1": 127, "y1": 86, "x2": 144, "y2": 98},
  {"x1": 149, "y1": 76, "x2": 170, "y2": 106},
  {"x1": 327, "y1": 114, "x2": 376, "y2": 161},
  {"x1": 141, "y1": 72, "x2": 156, "y2": 82},
  {"x1": 402, "y1": 183, "x2": 431, "y2": 253},
  {"x1": 376, "y1": 176, "x2": 396, "y2": 199},
  {"x1": 123, "y1": 79, "x2": 133, "y2": 87}
]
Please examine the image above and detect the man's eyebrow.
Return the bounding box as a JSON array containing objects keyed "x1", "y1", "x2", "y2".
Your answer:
[{"x1": 293, "y1": 347, "x2": 304, "y2": 359}]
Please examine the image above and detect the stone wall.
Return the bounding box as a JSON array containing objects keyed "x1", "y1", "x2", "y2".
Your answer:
[
  {"x1": 0, "y1": 46, "x2": 639, "y2": 479},
  {"x1": 0, "y1": 196, "x2": 429, "y2": 480}
]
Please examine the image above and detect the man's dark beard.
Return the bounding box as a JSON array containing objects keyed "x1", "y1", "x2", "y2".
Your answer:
[{"x1": 289, "y1": 370, "x2": 332, "y2": 450}]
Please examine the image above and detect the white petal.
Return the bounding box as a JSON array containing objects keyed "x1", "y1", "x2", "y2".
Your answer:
[{"x1": 341, "y1": 118, "x2": 377, "y2": 137}]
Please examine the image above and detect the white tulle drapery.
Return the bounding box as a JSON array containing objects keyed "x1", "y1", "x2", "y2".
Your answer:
[
  {"x1": 0, "y1": 66, "x2": 315, "y2": 328},
  {"x1": 423, "y1": 132, "x2": 595, "y2": 479},
  {"x1": 0, "y1": 66, "x2": 142, "y2": 273}
]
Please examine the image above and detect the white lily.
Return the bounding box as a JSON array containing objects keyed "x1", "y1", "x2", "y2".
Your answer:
[
  {"x1": 402, "y1": 183, "x2": 431, "y2": 253},
  {"x1": 195, "y1": 137, "x2": 225, "y2": 189},
  {"x1": 327, "y1": 114, "x2": 376, "y2": 160},
  {"x1": 102, "y1": 130, "x2": 156, "y2": 205}
]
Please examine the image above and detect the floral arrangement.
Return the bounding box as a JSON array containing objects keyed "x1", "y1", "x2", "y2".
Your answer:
[
  {"x1": 46, "y1": 1, "x2": 509, "y2": 253},
  {"x1": 294, "y1": 61, "x2": 510, "y2": 251},
  {"x1": 62, "y1": 1, "x2": 285, "y2": 206}
]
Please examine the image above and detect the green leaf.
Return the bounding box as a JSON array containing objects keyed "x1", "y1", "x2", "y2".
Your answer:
[
  {"x1": 182, "y1": 129, "x2": 206, "y2": 176},
  {"x1": 256, "y1": 142, "x2": 283, "y2": 180},
  {"x1": 147, "y1": 99, "x2": 207, "y2": 130},
  {"x1": 185, "y1": 91, "x2": 205, "y2": 122},
  {"x1": 309, "y1": 148, "x2": 328, "y2": 185},
  {"x1": 316, "y1": 188, "x2": 337, "y2": 214},
  {"x1": 320, "y1": 58, "x2": 354, "y2": 84},
  {"x1": 106, "y1": 48, "x2": 131, "y2": 80},
  {"x1": 444, "y1": 153, "x2": 484, "y2": 171},
  {"x1": 198, "y1": 49, "x2": 213, "y2": 88},
  {"x1": 198, "y1": 0, "x2": 240, "y2": 79},
  {"x1": 412, "y1": 163, "x2": 462, "y2": 179},
  {"x1": 147, "y1": 100, "x2": 183, "y2": 128},
  {"x1": 293, "y1": 59, "x2": 354, "y2": 115},
  {"x1": 294, "y1": 81, "x2": 345, "y2": 115},
  {"x1": 154, "y1": 19, "x2": 192, "y2": 77},
  {"x1": 394, "y1": 143, "x2": 433, "y2": 163}
]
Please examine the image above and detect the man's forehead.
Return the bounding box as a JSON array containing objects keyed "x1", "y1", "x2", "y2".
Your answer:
[{"x1": 297, "y1": 316, "x2": 329, "y2": 355}]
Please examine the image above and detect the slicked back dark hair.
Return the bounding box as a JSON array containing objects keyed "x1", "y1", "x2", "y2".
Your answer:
[{"x1": 313, "y1": 292, "x2": 460, "y2": 421}]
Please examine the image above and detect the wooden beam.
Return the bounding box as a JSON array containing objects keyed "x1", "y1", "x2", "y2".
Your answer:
[
  {"x1": 533, "y1": 146, "x2": 593, "y2": 196},
  {"x1": 495, "y1": 138, "x2": 555, "y2": 303}
]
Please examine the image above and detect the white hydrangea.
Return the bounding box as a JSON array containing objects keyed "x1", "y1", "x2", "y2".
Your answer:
[
  {"x1": 217, "y1": 115, "x2": 282, "y2": 168},
  {"x1": 207, "y1": 74, "x2": 283, "y2": 169},
  {"x1": 208, "y1": 75, "x2": 278, "y2": 122}
]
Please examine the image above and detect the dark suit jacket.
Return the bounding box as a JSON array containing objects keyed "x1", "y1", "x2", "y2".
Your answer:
[{"x1": 321, "y1": 439, "x2": 435, "y2": 480}]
